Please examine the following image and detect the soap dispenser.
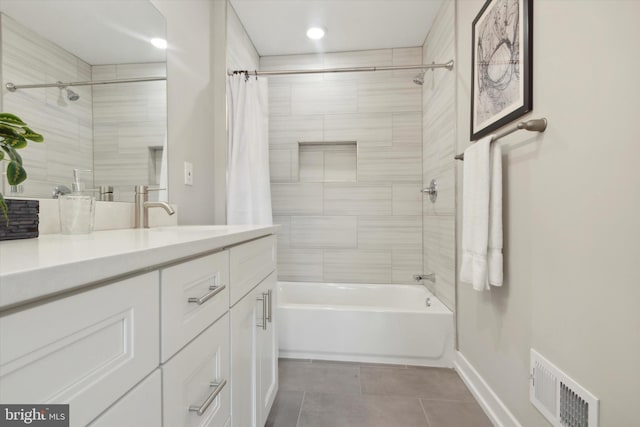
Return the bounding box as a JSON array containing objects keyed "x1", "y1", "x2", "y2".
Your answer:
[{"x1": 58, "y1": 169, "x2": 95, "y2": 234}]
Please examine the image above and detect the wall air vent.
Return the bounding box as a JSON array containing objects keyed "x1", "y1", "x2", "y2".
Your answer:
[{"x1": 530, "y1": 349, "x2": 599, "y2": 427}]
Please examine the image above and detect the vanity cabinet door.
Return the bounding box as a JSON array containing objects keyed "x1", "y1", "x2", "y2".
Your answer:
[
  {"x1": 230, "y1": 288, "x2": 258, "y2": 427},
  {"x1": 256, "y1": 272, "x2": 278, "y2": 427},
  {"x1": 89, "y1": 369, "x2": 161, "y2": 427},
  {"x1": 163, "y1": 313, "x2": 230, "y2": 427},
  {"x1": 0, "y1": 272, "x2": 159, "y2": 427}
]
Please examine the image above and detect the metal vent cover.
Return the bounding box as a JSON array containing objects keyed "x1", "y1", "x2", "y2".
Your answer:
[{"x1": 530, "y1": 349, "x2": 599, "y2": 427}]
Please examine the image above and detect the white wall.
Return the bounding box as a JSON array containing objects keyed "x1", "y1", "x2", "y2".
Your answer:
[
  {"x1": 150, "y1": 0, "x2": 220, "y2": 224},
  {"x1": 455, "y1": 1, "x2": 640, "y2": 425},
  {"x1": 263, "y1": 48, "x2": 424, "y2": 284}
]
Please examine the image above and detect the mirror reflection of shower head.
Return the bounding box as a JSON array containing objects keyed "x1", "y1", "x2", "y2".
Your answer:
[
  {"x1": 413, "y1": 71, "x2": 426, "y2": 86},
  {"x1": 65, "y1": 88, "x2": 80, "y2": 101}
]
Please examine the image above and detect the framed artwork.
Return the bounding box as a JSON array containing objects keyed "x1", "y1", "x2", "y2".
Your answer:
[{"x1": 470, "y1": 0, "x2": 533, "y2": 140}]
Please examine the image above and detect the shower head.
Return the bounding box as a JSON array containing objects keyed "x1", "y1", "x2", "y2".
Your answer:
[
  {"x1": 413, "y1": 71, "x2": 426, "y2": 86},
  {"x1": 66, "y1": 88, "x2": 80, "y2": 101}
]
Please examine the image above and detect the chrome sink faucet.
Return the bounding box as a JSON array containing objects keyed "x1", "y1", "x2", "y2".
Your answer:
[{"x1": 134, "y1": 185, "x2": 175, "y2": 228}]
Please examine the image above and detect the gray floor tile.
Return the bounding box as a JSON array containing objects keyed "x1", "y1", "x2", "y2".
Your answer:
[
  {"x1": 298, "y1": 392, "x2": 429, "y2": 427},
  {"x1": 265, "y1": 390, "x2": 304, "y2": 427},
  {"x1": 311, "y1": 359, "x2": 408, "y2": 369},
  {"x1": 421, "y1": 399, "x2": 493, "y2": 427},
  {"x1": 279, "y1": 361, "x2": 361, "y2": 395},
  {"x1": 361, "y1": 366, "x2": 475, "y2": 401}
]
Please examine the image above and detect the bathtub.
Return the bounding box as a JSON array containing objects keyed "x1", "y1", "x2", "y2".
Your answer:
[{"x1": 277, "y1": 281, "x2": 454, "y2": 367}]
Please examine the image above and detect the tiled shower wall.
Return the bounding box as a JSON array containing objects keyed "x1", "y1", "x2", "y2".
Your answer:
[
  {"x1": 422, "y1": 1, "x2": 457, "y2": 310},
  {"x1": 263, "y1": 48, "x2": 424, "y2": 284},
  {"x1": 0, "y1": 14, "x2": 93, "y2": 198}
]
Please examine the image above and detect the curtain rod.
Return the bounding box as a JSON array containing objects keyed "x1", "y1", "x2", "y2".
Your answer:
[
  {"x1": 454, "y1": 118, "x2": 548, "y2": 161},
  {"x1": 5, "y1": 76, "x2": 166, "y2": 92},
  {"x1": 228, "y1": 60, "x2": 454, "y2": 77}
]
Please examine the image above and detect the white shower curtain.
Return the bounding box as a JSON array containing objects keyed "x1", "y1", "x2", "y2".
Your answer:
[{"x1": 226, "y1": 74, "x2": 273, "y2": 225}]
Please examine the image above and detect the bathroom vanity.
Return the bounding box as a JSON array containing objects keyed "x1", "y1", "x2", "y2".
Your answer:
[{"x1": 0, "y1": 225, "x2": 278, "y2": 427}]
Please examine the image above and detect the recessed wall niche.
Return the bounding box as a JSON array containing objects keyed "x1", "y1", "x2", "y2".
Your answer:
[{"x1": 298, "y1": 141, "x2": 357, "y2": 183}]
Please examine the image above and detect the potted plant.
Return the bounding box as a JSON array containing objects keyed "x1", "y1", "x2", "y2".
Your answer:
[{"x1": 0, "y1": 112, "x2": 44, "y2": 224}]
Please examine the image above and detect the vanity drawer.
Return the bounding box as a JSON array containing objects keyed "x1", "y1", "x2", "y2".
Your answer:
[
  {"x1": 163, "y1": 313, "x2": 230, "y2": 427},
  {"x1": 161, "y1": 251, "x2": 229, "y2": 362},
  {"x1": 89, "y1": 369, "x2": 161, "y2": 427},
  {"x1": 0, "y1": 272, "x2": 159, "y2": 427},
  {"x1": 229, "y1": 235, "x2": 276, "y2": 306}
]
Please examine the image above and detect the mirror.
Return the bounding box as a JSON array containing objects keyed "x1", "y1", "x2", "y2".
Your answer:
[{"x1": 0, "y1": 0, "x2": 167, "y2": 202}]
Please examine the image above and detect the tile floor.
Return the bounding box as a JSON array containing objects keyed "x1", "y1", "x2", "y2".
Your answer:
[{"x1": 266, "y1": 359, "x2": 493, "y2": 427}]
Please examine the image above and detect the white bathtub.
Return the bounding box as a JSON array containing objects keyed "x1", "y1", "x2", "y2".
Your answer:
[{"x1": 277, "y1": 281, "x2": 454, "y2": 367}]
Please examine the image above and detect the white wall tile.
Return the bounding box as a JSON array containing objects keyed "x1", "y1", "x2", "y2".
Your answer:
[
  {"x1": 392, "y1": 47, "x2": 423, "y2": 66},
  {"x1": 273, "y1": 215, "x2": 291, "y2": 249},
  {"x1": 324, "y1": 150, "x2": 356, "y2": 182},
  {"x1": 269, "y1": 115, "x2": 323, "y2": 148},
  {"x1": 324, "y1": 249, "x2": 392, "y2": 283},
  {"x1": 299, "y1": 148, "x2": 324, "y2": 182},
  {"x1": 324, "y1": 183, "x2": 392, "y2": 216},
  {"x1": 271, "y1": 183, "x2": 323, "y2": 215},
  {"x1": 358, "y1": 75, "x2": 422, "y2": 113},
  {"x1": 270, "y1": 149, "x2": 295, "y2": 182},
  {"x1": 423, "y1": 215, "x2": 455, "y2": 311},
  {"x1": 291, "y1": 216, "x2": 357, "y2": 249},
  {"x1": 358, "y1": 145, "x2": 422, "y2": 182},
  {"x1": 392, "y1": 249, "x2": 423, "y2": 284},
  {"x1": 278, "y1": 247, "x2": 323, "y2": 282},
  {"x1": 268, "y1": 82, "x2": 291, "y2": 116},
  {"x1": 358, "y1": 216, "x2": 422, "y2": 250},
  {"x1": 324, "y1": 113, "x2": 393, "y2": 147},
  {"x1": 392, "y1": 183, "x2": 423, "y2": 216}
]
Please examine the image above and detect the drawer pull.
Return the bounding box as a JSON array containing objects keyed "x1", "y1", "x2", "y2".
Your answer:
[
  {"x1": 188, "y1": 285, "x2": 226, "y2": 305},
  {"x1": 256, "y1": 294, "x2": 267, "y2": 330},
  {"x1": 266, "y1": 289, "x2": 273, "y2": 323},
  {"x1": 189, "y1": 379, "x2": 227, "y2": 416}
]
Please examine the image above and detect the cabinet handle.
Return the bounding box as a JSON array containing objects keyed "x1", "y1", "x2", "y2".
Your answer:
[
  {"x1": 188, "y1": 379, "x2": 227, "y2": 416},
  {"x1": 266, "y1": 289, "x2": 273, "y2": 323},
  {"x1": 256, "y1": 294, "x2": 267, "y2": 330},
  {"x1": 188, "y1": 284, "x2": 226, "y2": 305}
]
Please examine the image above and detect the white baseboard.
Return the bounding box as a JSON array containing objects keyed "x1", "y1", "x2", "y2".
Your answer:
[{"x1": 454, "y1": 351, "x2": 523, "y2": 427}]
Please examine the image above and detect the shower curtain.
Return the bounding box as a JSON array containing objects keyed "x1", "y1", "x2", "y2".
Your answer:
[{"x1": 226, "y1": 74, "x2": 273, "y2": 225}]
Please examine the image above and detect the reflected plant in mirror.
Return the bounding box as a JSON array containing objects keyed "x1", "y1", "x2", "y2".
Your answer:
[{"x1": 0, "y1": 113, "x2": 44, "y2": 221}]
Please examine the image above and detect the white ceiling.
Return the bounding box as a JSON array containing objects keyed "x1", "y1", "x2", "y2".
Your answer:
[
  {"x1": 229, "y1": 0, "x2": 446, "y2": 56},
  {"x1": 0, "y1": 0, "x2": 166, "y2": 65}
]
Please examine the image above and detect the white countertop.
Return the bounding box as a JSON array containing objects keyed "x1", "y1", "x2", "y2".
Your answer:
[{"x1": 0, "y1": 225, "x2": 278, "y2": 311}]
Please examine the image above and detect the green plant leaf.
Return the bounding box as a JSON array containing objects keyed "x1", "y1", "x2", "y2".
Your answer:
[
  {"x1": 0, "y1": 192, "x2": 8, "y2": 225},
  {"x1": 0, "y1": 123, "x2": 24, "y2": 138},
  {"x1": 0, "y1": 150, "x2": 4, "y2": 161},
  {"x1": 6, "y1": 160, "x2": 27, "y2": 185},
  {"x1": 23, "y1": 127, "x2": 44, "y2": 142},
  {"x1": 2, "y1": 145, "x2": 23, "y2": 164},
  {"x1": 0, "y1": 112, "x2": 27, "y2": 127},
  {"x1": 3, "y1": 136, "x2": 28, "y2": 149}
]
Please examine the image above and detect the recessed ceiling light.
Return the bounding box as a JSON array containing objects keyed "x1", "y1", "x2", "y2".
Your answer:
[
  {"x1": 150, "y1": 38, "x2": 167, "y2": 49},
  {"x1": 306, "y1": 27, "x2": 325, "y2": 40}
]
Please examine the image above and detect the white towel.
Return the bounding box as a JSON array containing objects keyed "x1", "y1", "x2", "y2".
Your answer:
[{"x1": 459, "y1": 135, "x2": 503, "y2": 290}]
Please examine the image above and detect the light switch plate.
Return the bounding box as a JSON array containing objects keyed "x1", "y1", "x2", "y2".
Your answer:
[{"x1": 184, "y1": 161, "x2": 193, "y2": 186}]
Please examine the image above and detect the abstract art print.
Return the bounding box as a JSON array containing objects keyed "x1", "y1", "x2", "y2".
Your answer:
[{"x1": 471, "y1": 0, "x2": 532, "y2": 140}]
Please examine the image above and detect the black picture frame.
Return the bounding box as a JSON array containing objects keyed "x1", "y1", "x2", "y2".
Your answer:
[{"x1": 470, "y1": 0, "x2": 533, "y2": 140}]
